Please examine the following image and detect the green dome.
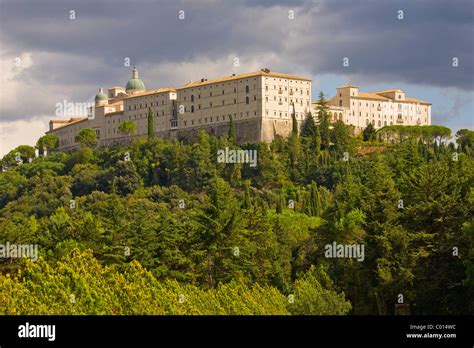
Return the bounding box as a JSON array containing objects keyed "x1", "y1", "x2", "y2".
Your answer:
[
  {"x1": 126, "y1": 78, "x2": 145, "y2": 91},
  {"x1": 126, "y1": 66, "x2": 145, "y2": 92},
  {"x1": 95, "y1": 88, "x2": 108, "y2": 100}
]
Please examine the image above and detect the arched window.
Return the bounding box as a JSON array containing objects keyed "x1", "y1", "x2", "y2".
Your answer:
[
  {"x1": 191, "y1": 105, "x2": 194, "y2": 113},
  {"x1": 245, "y1": 85, "x2": 249, "y2": 93},
  {"x1": 191, "y1": 95, "x2": 194, "y2": 102},
  {"x1": 384, "y1": 121, "x2": 387, "y2": 126},
  {"x1": 339, "y1": 100, "x2": 342, "y2": 107},
  {"x1": 245, "y1": 96, "x2": 249, "y2": 104},
  {"x1": 366, "y1": 119, "x2": 369, "y2": 125},
  {"x1": 378, "y1": 120, "x2": 381, "y2": 127},
  {"x1": 339, "y1": 113, "x2": 343, "y2": 121},
  {"x1": 329, "y1": 112, "x2": 333, "y2": 120}
]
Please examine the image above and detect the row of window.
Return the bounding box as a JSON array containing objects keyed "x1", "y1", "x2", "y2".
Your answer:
[
  {"x1": 349, "y1": 101, "x2": 426, "y2": 111},
  {"x1": 128, "y1": 99, "x2": 174, "y2": 110},
  {"x1": 265, "y1": 85, "x2": 309, "y2": 95},
  {"x1": 264, "y1": 110, "x2": 306, "y2": 119},
  {"x1": 350, "y1": 110, "x2": 423, "y2": 119},
  {"x1": 265, "y1": 96, "x2": 309, "y2": 106}
]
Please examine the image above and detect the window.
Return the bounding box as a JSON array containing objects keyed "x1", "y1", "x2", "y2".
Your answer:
[
  {"x1": 191, "y1": 95, "x2": 194, "y2": 102},
  {"x1": 246, "y1": 96, "x2": 249, "y2": 104},
  {"x1": 191, "y1": 105, "x2": 194, "y2": 113},
  {"x1": 339, "y1": 100, "x2": 342, "y2": 107},
  {"x1": 245, "y1": 85, "x2": 249, "y2": 93}
]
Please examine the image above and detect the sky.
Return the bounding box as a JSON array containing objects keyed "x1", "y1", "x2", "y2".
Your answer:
[{"x1": 1, "y1": 0, "x2": 473, "y2": 156}]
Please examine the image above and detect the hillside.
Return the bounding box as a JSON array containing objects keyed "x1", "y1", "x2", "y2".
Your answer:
[{"x1": 0, "y1": 122, "x2": 473, "y2": 315}]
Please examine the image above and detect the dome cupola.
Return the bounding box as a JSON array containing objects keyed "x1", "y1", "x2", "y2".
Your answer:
[
  {"x1": 125, "y1": 66, "x2": 146, "y2": 94},
  {"x1": 95, "y1": 87, "x2": 108, "y2": 106}
]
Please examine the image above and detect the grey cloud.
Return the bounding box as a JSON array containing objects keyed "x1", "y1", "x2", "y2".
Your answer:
[{"x1": 0, "y1": 0, "x2": 472, "y2": 122}]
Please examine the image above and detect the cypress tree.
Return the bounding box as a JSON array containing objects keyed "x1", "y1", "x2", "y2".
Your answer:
[
  {"x1": 147, "y1": 107, "x2": 154, "y2": 140},
  {"x1": 228, "y1": 115, "x2": 237, "y2": 144},
  {"x1": 309, "y1": 181, "x2": 322, "y2": 216},
  {"x1": 317, "y1": 92, "x2": 330, "y2": 150},
  {"x1": 314, "y1": 124, "x2": 321, "y2": 158},
  {"x1": 301, "y1": 112, "x2": 316, "y2": 137},
  {"x1": 291, "y1": 102, "x2": 298, "y2": 136}
]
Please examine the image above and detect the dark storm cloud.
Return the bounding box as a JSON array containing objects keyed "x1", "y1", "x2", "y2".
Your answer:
[{"x1": 0, "y1": 0, "x2": 472, "y2": 121}]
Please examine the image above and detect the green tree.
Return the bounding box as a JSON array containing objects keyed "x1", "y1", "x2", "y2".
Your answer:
[
  {"x1": 147, "y1": 107, "x2": 154, "y2": 140},
  {"x1": 0, "y1": 145, "x2": 36, "y2": 167},
  {"x1": 109, "y1": 160, "x2": 143, "y2": 195},
  {"x1": 36, "y1": 134, "x2": 59, "y2": 155},
  {"x1": 301, "y1": 112, "x2": 316, "y2": 137},
  {"x1": 118, "y1": 120, "x2": 137, "y2": 139},
  {"x1": 362, "y1": 123, "x2": 376, "y2": 142},
  {"x1": 228, "y1": 115, "x2": 237, "y2": 144},
  {"x1": 308, "y1": 181, "x2": 322, "y2": 217},
  {"x1": 75, "y1": 128, "x2": 97, "y2": 148},
  {"x1": 456, "y1": 129, "x2": 474, "y2": 153},
  {"x1": 331, "y1": 120, "x2": 353, "y2": 156},
  {"x1": 291, "y1": 102, "x2": 298, "y2": 136},
  {"x1": 317, "y1": 92, "x2": 330, "y2": 150}
]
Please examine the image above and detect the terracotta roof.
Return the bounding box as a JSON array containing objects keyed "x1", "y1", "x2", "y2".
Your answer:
[
  {"x1": 374, "y1": 89, "x2": 403, "y2": 94},
  {"x1": 178, "y1": 70, "x2": 311, "y2": 89},
  {"x1": 104, "y1": 111, "x2": 124, "y2": 117},
  {"x1": 351, "y1": 93, "x2": 430, "y2": 104},
  {"x1": 96, "y1": 101, "x2": 124, "y2": 108},
  {"x1": 49, "y1": 117, "x2": 86, "y2": 123},
  {"x1": 123, "y1": 88, "x2": 176, "y2": 99},
  {"x1": 48, "y1": 117, "x2": 88, "y2": 131},
  {"x1": 405, "y1": 97, "x2": 431, "y2": 105},
  {"x1": 338, "y1": 84, "x2": 358, "y2": 88},
  {"x1": 353, "y1": 92, "x2": 390, "y2": 101}
]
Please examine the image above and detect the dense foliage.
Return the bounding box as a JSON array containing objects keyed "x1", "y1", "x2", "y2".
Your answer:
[{"x1": 0, "y1": 120, "x2": 472, "y2": 315}]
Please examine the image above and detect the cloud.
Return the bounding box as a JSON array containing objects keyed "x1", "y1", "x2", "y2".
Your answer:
[
  {"x1": 0, "y1": 0, "x2": 472, "y2": 154},
  {"x1": 0, "y1": 116, "x2": 50, "y2": 157}
]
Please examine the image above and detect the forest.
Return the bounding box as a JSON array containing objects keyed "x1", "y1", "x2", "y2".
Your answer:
[{"x1": 0, "y1": 98, "x2": 473, "y2": 315}]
